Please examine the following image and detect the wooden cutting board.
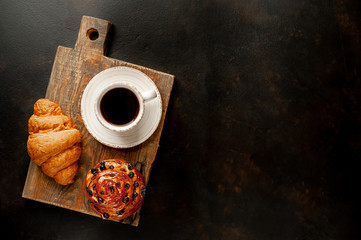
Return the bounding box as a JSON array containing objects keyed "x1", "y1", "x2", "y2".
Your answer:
[{"x1": 22, "y1": 16, "x2": 174, "y2": 226}]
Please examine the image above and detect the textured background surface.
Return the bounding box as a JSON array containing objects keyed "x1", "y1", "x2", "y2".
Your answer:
[{"x1": 0, "y1": 0, "x2": 360, "y2": 239}]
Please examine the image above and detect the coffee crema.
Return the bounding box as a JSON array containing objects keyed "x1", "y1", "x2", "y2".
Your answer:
[{"x1": 100, "y1": 88, "x2": 140, "y2": 126}]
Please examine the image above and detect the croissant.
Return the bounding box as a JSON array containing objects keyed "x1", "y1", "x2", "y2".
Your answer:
[
  {"x1": 27, "y1": 99, "x2": 81, "y2": 185},
  {"x1": 85, "y1": 159, "x2": 146, "y2": 221}
]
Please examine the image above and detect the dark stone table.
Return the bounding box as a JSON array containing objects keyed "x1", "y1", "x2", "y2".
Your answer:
[{"x1": 0, "y1": 0, "x2": 360, "y2": 239}]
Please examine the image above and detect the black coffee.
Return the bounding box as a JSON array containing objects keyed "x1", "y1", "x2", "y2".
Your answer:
[{"x1": 100, "y1": 88, "x2": 140, "y2": 125}]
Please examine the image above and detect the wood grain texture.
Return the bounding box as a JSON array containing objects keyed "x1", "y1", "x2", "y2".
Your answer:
[{"x1": 22, "y1": 16, "x2": 174, "y2": 226}]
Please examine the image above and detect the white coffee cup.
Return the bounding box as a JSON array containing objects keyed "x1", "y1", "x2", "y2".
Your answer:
[{"x1": 94, "y1": 82, "x2": 157, "y2": 132}]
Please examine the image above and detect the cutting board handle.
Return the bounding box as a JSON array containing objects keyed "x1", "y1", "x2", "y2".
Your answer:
[{"x1": 75, "y1": 16, "x2": 112, "y2": 55}]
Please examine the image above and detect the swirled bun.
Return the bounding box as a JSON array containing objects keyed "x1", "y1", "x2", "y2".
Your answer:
[{"x1": 85, "y1": 159, "x2": 146, "y2": 221}]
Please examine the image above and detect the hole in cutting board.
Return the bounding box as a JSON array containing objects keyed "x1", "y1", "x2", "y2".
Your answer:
[{"x1": 87, "y1": 28, "x2": 99, "y2": 40}]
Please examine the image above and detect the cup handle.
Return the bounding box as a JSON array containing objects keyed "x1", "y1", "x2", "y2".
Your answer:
[{"x1": 141, "y1": 90, "x2": 157, "y2": 102}]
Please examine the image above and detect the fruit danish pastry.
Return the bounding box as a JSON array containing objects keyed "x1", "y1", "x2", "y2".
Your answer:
[
  {"x1": 85, "y1": 159, "x2": 146, "y2": 221},
  {"x1": 27, "y1": 99, "x2": 81, "y2": 185}
]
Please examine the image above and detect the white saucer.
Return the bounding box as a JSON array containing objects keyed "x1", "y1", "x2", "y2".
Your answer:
[{"x1": 81, "y1": 66, "x2": 162, "y2": 148}]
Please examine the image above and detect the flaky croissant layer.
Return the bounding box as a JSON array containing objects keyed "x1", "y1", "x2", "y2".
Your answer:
[{"x1": 27, "y1": 99, "x2": 81, "y2": 185}]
